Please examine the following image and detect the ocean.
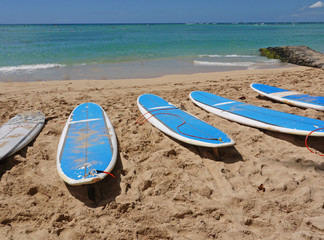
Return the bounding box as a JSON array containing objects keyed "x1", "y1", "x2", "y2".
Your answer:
[{"x1": 0, "y1": 23, "x2": 323, "y2": 81}]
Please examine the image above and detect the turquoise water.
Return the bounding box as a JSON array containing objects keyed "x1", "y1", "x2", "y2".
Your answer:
[{"x1": 0, "y1": 23, "x2": 323, "y2": 81}]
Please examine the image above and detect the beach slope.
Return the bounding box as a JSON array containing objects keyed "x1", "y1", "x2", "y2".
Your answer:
[{"x1": 0, "y1": 67, "x2": 323, "y2": 239}]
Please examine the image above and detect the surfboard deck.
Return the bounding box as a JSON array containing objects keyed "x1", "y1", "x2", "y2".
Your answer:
[
  {"x1": 0, "y1": 111, "x2": 45, "y2": 160},
  {"x1": 190, "y1": 91, "x2": 324, "y2": 137},
  {"x1": 57, "y1": 103, "x2": 117, "y2": 186},
  {"x1": 251, "y1": 83, "x2": 324, "y2": 111},
  {"x1": 137, "y1": 94, "x2": 235, "y2": 148}
]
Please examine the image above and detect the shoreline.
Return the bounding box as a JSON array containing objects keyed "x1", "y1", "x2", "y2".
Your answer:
[
  {"x1": 1, "y1": 66, "x2": 324, "y2": 239},
  {"x1": 0, "y1": 58, "x2": 294, "y2": 83},
  {"x1": 0, "y1": 66, "x2": 305, "y2": 87}
]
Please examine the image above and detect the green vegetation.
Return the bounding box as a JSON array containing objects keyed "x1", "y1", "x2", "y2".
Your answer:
[{"x1": 259, "y1": 48, "x2": 282, "y2": 60}]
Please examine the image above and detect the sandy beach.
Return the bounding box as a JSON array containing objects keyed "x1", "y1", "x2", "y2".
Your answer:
[{"x1": 0, "y1": 66, "x2": 323, "y2": 239}]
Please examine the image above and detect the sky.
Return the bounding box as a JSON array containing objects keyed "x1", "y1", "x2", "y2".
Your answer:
[{"x1": 0, "y1": 0, "x2": 324, "y2": 24}]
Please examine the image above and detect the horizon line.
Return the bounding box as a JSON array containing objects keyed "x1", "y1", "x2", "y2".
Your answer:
[{"x1": 1, "y1": 21, "x2": 324, "y2": 25}]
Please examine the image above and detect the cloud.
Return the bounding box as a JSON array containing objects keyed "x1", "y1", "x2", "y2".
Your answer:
[
  {"x1": 309, "y1": 1, "x2": 324, "y2": 8},
  {"x1": 299, "y1": 1, "x2": 324, "y2": 10}
]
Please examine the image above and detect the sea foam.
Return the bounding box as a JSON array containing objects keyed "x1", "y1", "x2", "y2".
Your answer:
[
  {"x1": 0, "y1": 64, "x2": 64, "y2": 73},
  {"x1": 194, "y1": 60, "x2": 255, "y2": 67},
  {"x1": 198, "y1": 54, "x2": 254, "y2": 58}
]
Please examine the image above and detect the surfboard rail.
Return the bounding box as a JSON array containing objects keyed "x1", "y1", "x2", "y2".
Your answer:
[
  {"x1": 137, "y1": 94, "x2": 235, "y2": 148},
  {"x1": 57, "y1": 103, "x2": 117, "y2": 186},
  {"x1": 250, "y1": 83, "x2": 324, "y2": 111},
  {"x1": 190, "y1": 91, "x2": 324, "y2": 137},
  {"x1": 0, "y1": 111, "x2": 45, "y2": 160}
]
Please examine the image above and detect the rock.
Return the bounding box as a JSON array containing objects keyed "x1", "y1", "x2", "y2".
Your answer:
[{"x1": 259, "y1": 46, "x2": 324, "y2": 69}]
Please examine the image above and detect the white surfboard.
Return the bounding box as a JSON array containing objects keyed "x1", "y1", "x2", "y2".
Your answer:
[{"x1": 0, "y1": 111, "x2": 45, "y2": 160}]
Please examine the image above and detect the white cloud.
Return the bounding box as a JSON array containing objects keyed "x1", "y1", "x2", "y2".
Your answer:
[{"x1": 309, "y1": 1, "x2": 324, "y2": 8}]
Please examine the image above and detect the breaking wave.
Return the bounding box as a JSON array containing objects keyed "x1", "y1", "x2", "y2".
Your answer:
[
  {"x1": 0, "y1": 63, "x2": 65, "y2": 73},
  {"x1": 193, "y1": 61, "x2": 255, "y2": 67},
  {"x1": 198, "y1": 54, "x2": 255, "y2": 58}
]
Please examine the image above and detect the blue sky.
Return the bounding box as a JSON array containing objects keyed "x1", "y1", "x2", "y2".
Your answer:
[{"x1": 1, "y1": 0, "x2": 324, "y2": 24}]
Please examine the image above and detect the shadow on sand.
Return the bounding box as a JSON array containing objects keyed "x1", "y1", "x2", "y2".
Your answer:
[
  {"x1": 0, "y1": 145, "x2": 30, "y2": 180},
  {"x1": 262, "y1": 129, "x2": 324, "y2": 155},
  {"x1": 164, "y1": 134, "x2": 243, "y2": 164},
  {"x1": 65, "y1": 150, "x2": 123, "y2": 208}
]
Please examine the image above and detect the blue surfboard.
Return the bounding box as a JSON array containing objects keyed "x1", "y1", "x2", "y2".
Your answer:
[
  {"x1": 190, "y1": 91, "x2": 324, "y2": 136},
  {"x1": 251, "y1": 83, "x2": 324, "y2": 111},
  {"x1": 57, "y1": 103, "x2": 117, "y2": 185},
  {"x1": 137, "y1": 94, "x2": 235, "y2": 148}
]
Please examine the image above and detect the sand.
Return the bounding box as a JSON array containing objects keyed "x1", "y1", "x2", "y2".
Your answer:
[{"x1": 0, "y1": 66, "x2": 323, "y2": 240}]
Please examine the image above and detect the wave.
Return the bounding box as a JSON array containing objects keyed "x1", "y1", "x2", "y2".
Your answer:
[
  {"x1": 264, "y1": 59, "x2": 281, "y2": 63},
  {"x1": 198, "y1": 54, "x2": 222, "y2": 58},
  {"x1": 194, "y1": 60, "x2": 255, "y2": 67},
  {"x1": 0, "y1": 63, "x2": 65, "y2": 73},
  {"x1": 225, "y1": 54, "x2": 255, "y2": 58},
  {"x1": 198, "y1": 54, "x2": 255, "y2": 58}
]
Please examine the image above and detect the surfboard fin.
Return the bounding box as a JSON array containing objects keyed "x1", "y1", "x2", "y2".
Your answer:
[{"x1": 96, "y1": 170, "x2": 116, "y2": 178}]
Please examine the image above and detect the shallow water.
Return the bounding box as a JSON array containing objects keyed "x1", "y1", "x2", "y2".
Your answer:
[{"x1": 0, "y1": 23, "x2": 322, "y2": 81}]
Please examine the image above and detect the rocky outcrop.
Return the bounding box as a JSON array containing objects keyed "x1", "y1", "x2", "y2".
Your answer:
[{"x1": 259, "y1": 46, "x2": 324, "y2": 69}]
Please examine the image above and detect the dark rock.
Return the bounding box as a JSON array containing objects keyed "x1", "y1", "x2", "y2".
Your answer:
[
  {"x1": 259, "y1": 46, "x2": 324, "y2": 69},
  {"x1": 27, "y1": 187, "x2": 38, "y2": 196}
]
